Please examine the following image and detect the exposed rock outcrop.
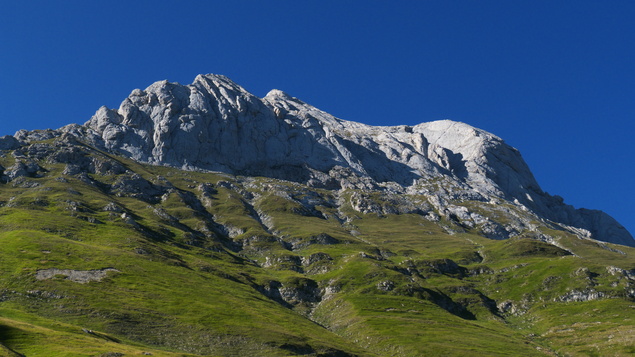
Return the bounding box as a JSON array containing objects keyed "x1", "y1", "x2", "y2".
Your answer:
[
  {"x1": 2, "y1": 74, "x2": 632, "y2": 246},
  {"x1": 35, "y1": 268, "x2": 120, "y2": 283}
]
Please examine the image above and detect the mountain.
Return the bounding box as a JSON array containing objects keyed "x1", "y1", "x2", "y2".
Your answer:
[
  {"x1": 77, "y1": 74, "x2": 632, "y2": 247},
  {"x1": 0, "y1": 74, "x2": 634, "y2": 356}
]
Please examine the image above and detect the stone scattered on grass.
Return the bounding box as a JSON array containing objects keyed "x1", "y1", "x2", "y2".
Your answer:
[{"x1": 35, "y1": 268, "x2": 120, "y2": 283}]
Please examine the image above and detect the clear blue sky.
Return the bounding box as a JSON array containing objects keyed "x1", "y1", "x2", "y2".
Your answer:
[{"x1": 1, "y1": 1, "x2": 634, "y2": 237}]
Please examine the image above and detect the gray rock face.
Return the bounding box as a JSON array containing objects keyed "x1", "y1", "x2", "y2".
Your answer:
[
  {"x1": 7, "y1": 74, "x2": 633, "y2": 247},
  {"x1": 83, "y1": 75, "x2": 523, "y2": 192},
  {"x1": 35, "y1": 268, "x2": 120, "y2": 283}
]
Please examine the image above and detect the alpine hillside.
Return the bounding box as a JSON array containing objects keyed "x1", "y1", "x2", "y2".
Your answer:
[
  {"x1": 36, "y1": 74, "x2": 635, "y2": 246},
  {"x1": 0, "y1": 74, "x2": 634, "y2": 356}
]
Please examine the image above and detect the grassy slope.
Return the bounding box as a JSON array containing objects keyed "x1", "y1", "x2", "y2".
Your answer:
[{"x1": 0, "y1": 146, "x2": 634, "y2": 356}]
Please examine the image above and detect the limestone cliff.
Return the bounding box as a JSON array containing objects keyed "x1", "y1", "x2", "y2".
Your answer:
[{"x1": 9, "y1": 74, "x2": 634, "y2": 246}]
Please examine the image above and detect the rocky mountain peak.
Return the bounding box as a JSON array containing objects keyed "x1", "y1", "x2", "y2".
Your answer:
[
  {"x1": 6, "y1": 74, "x2": 633, "y2": 247},
  {"x1": 264, "y1": 88, "x2": 291, "y2": 100}
]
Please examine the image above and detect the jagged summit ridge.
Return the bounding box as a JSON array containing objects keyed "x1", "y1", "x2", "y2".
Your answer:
[
  {"x1": 4, "y1": 74, "x2": 632, "y2": 246},
  {"x1": 85, "y1": 74, "x2": 528, "y2": 194},
  {"x1": 80, "y1": 74, "x2": 633, "y2": 246},
  {"x1": 81, "y1": 75, "x2": 543, "y2": 202}
]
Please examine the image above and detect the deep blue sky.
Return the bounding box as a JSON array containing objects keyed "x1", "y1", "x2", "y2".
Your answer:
[{"x1": 1, "y1": 2, "x2": 634, "y2": 237}]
